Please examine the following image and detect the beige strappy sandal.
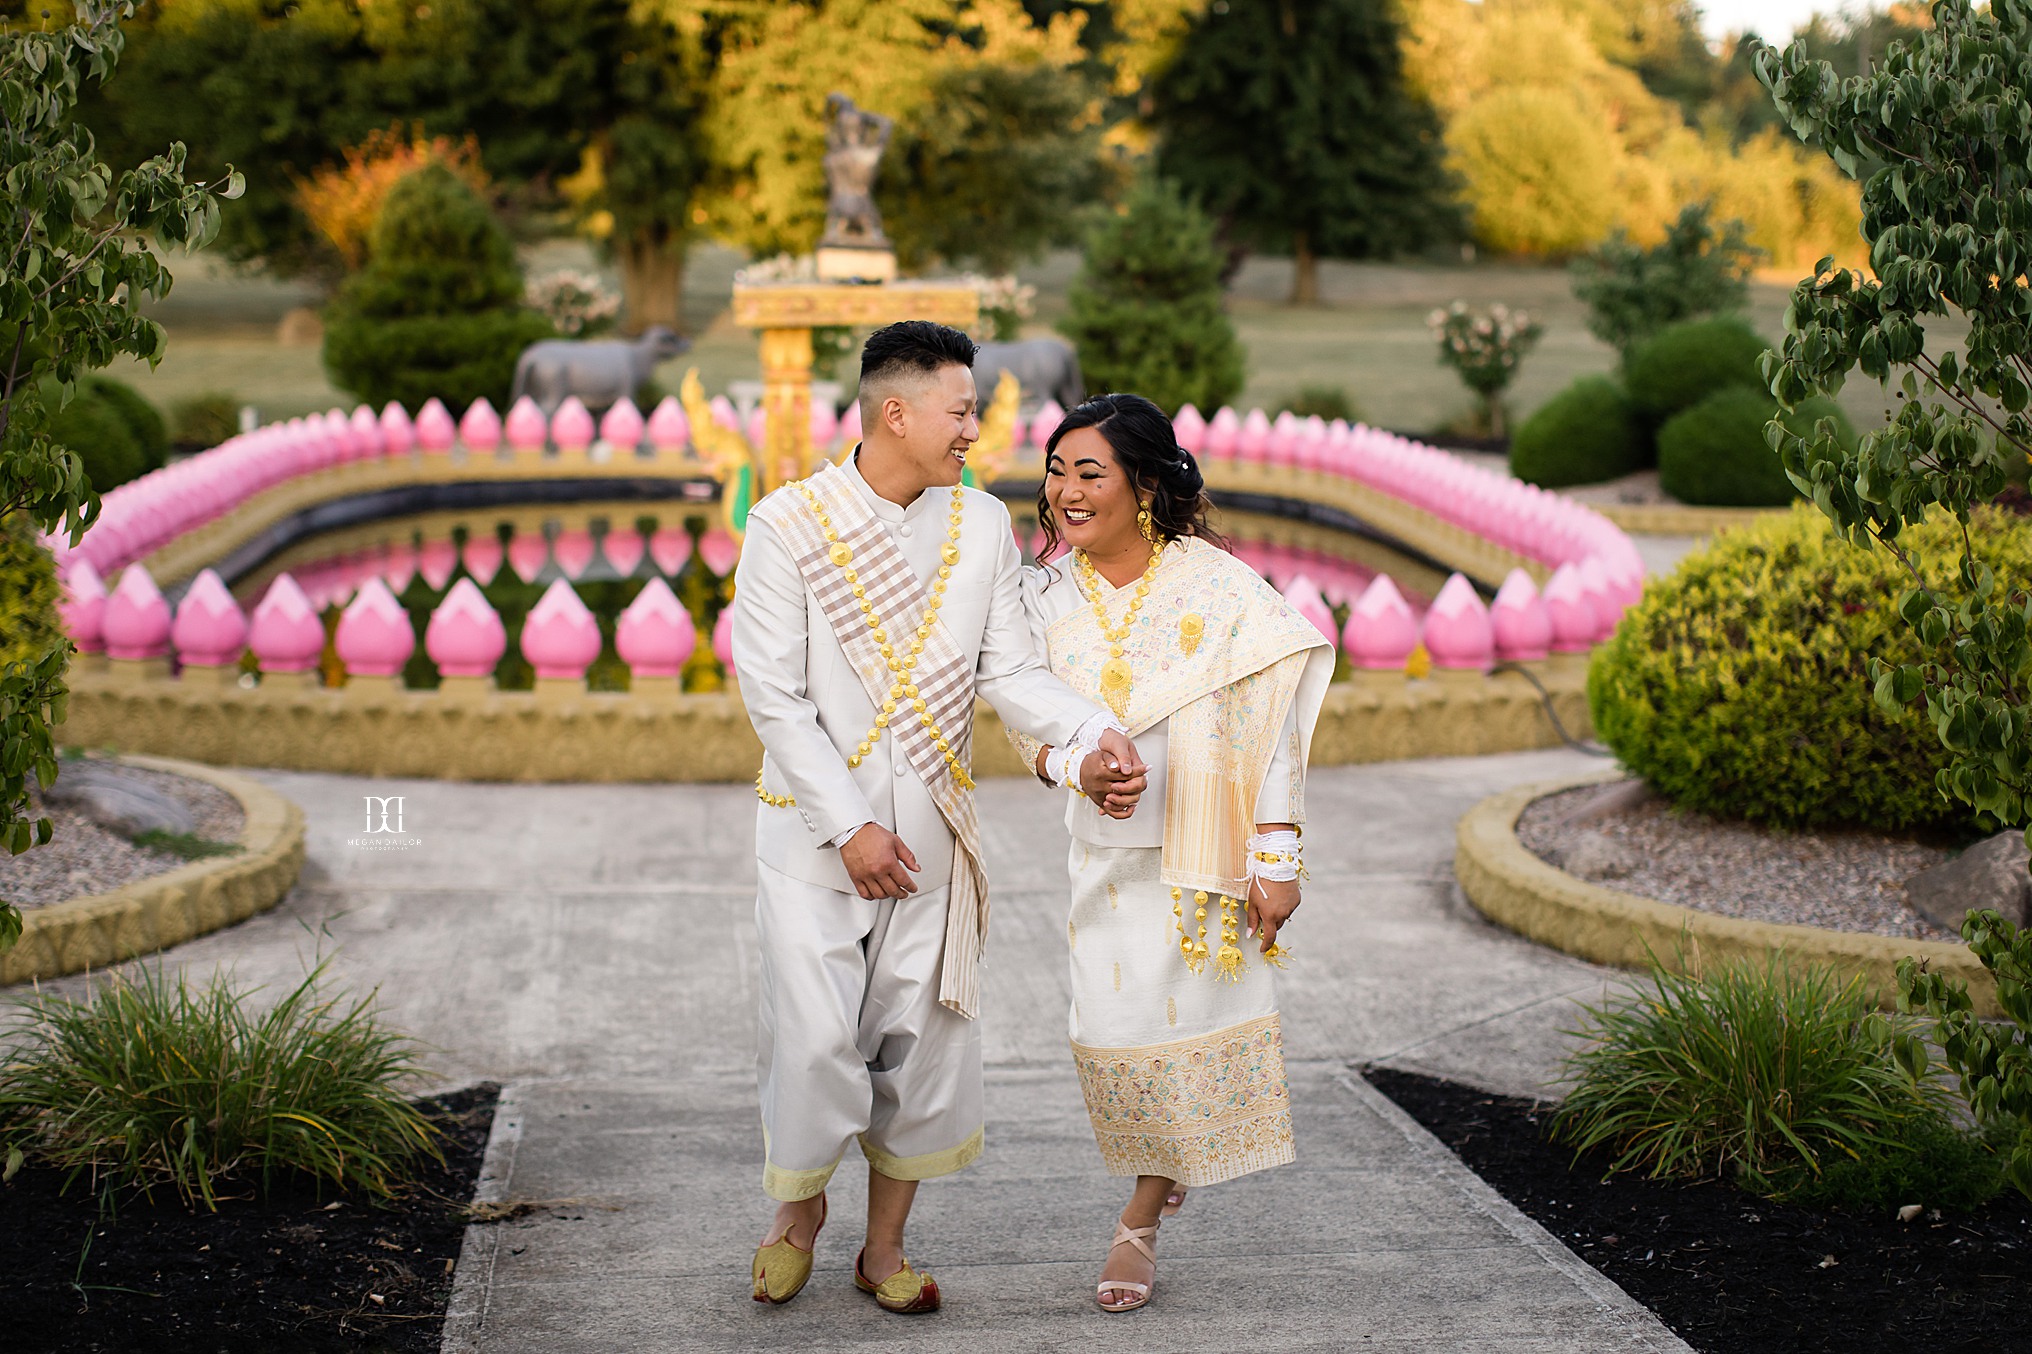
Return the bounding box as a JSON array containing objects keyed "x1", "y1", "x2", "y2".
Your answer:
[{"x1": 1097, "y1": 1219, "x2": 1159, "y2": 1313}]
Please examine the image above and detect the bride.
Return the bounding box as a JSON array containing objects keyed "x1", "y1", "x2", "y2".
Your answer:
[{"x1": 1011, "y1": 392, "x2": 1334, "y2": 1312}]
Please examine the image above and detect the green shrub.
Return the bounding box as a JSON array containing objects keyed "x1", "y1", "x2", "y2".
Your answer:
[
  {"x1": 45, "y1": 385, "x2": 144, "y2": 493},
  {"x1": 1552, "y1": 955, "x2": 1952, "y2": 1195},
  {"x1": 1060, "y1": 176, "x2": 1246, "y2": 414},
  {"x1": 1625, "y1": 316, "x2": 1771, "y2": 422},
  {"x1": 1788, "y1": 1110, "x2": 2006, "y2": 1214},
  {"x1": 1568, "y1": 201, "x2": 1758, "y2": 362},
  {"x1": 1589, "y1": 505, "x2": 2032, "y2": 830},
  {"x1": 0, "y1": 513, "x2": 63, "y2": 678},
  {"x1": 1286, "y1": 384, "x2": 1360, "y2": 422},
  {"x1": 0, "y1": 965, "x2": 438, "y2": 1209},
  {"x1": 169, "y1": 391, "x2": 241, "y2": 450},
  {"x1": 323, "y1": 163, "x2": 552, "y2": 414},
  {"x1": 1657, "y1": 388, "x2": 1849, "y2": 507},
  {"x1": 80, "y1": 376, "x2": 168, "y2": 473},
  {"x1": 1508, "y1": 374, "x2": 1643, "y2": 487}
]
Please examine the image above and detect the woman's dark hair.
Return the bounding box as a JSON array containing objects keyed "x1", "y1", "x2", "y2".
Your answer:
[{"x1": 1037, "y1": 393, "x2": 1226, "y2": 564}]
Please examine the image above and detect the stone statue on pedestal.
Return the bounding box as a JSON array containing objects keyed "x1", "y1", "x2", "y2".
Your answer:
[{"x1": 817, "y1": 94, "x2": 896, "y2": 282}]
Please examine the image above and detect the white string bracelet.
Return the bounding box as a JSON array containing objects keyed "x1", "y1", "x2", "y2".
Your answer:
[
  {"x1": 1246, "y1": 830, "x2": 1304, "y2": 883},
  {"x1": 1050, "y1": 744, "x2": 1088, "y2": 795}
]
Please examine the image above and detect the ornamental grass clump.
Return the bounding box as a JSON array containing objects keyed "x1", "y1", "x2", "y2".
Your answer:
[
  {"x1": 0, "y1": 965, "x2": 438, "y2": 1210},
  {"x1": 1552, "y1": 956, "x2": 1957, "y2": 1199}
]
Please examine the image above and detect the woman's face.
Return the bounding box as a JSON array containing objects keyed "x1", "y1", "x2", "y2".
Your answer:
[{"x1": 1045, "y1": 426, "x2": 1144, "y2": 558}]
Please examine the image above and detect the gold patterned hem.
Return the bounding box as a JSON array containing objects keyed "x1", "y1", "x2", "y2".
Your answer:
[
  {"x1": 858, "y1": 1124, "x2": 985, "y2": 1182},
  {"x1": 761, "y1": 1125, "x2": 843, "y2": 1202},
  {"x1": 1071, "y1": 1013, "x2": 1294, "y2": 1188}
]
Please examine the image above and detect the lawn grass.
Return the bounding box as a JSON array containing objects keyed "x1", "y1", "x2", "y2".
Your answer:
[{"x1": 114, "y1": 240, "x2": 1921, "y2": 439}]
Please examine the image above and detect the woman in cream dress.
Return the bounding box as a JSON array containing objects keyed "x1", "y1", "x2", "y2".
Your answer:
[{"x1": 1012, "y1": 393, "x2": 1334, "y2": 1312}]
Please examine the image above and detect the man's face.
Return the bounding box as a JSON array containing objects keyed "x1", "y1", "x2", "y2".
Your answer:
[{"x1": 884, "y1": 363, "x2": 979, "y2": 490}]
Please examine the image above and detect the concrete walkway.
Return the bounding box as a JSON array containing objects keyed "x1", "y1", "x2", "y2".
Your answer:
[{"x1": 16, "y1": 748, "x2": 1689, "y2": 1352}]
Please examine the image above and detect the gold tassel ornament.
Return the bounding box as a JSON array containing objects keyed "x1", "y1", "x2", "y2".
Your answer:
[{"x1": 1214, "y1": 894, "x2": 1245, "y2": 980}]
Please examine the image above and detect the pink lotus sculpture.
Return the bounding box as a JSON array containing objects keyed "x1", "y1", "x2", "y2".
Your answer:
[
  {"x1": 1173, "y1": 404, "x2": 1206, "y2": 454},
  {"x1": 553, "y1": 528, "x2": 596, "y2": 580},
  {"x1": 1029, "y1": 399, "x2": 1063, "y2": 450},
  {"x1": 249, "y1": 574, "x2": 328, "y2": 673},
  {"x1": 601, "y1": 397, "x2": 645, "y2": 451},
  {"x1": 102, "y1": 565, "x2": 172, "y2": 661},
  {"x1": 646, "y1": 397, "x2": 689, "y2": 454},
  {"x1": 1541, "y1": 564, "x2": 1599, "y2": 654},
  {"x1": 418, "y1": 538, "x2": 460, "y2": 590},
  {"x1": 1237, "y1": 409, "x2": 1273, "y2": 463},
  {"x1": 170, "y1": 568, "x2": 249, "y2": 667},
  {"x1": 459, "y1": 397, "x2": 502, "y2": 453},
  {"x1": 424, "y1": 578, "x2": 506, "y2": 677},
  {"x1": 505, "y1": 397, "x2": 548, "y2": 452},
  {"x1": 520, "y1": 578, "x2": 601, "y2": 679},
  {"x1": 838, "y1": 400, "x2": 863, "y2": 446},
  {"x1": 713, "y1": 599, "x2": 737, "y2": 675},
  {"x1": 744, "y1": 405, "x2": 767, "y2": 450},
  {"x1": 349, "y1": 405, "x2": 384, "y2": 459},
  {"x1": 1490, "y1": 569, "x2": 1553, "y2": 662},
  {"x1": 1204, "y1": 406, "x2": 1240, "y2": 459},
  {"x1": 699, "y1": 527, "x2": 741, "y2": 577},
  {"x1": 1282, "y1": 575, "x2": 1337, "y2": 644},
  {"x1": 415, "y1": 398, "x2": 456, "y2": 454},
  {"x1": 57, "y1": 559, "x2": 107, "y2": 653},
  {"x1": 649, "y1": 526, "x2": 692, "y2": 576},
  {"x1": 616, "y1": 577, "x2": 696, "y2": 678},
  {"x1": 507, "y1": 532, "x2": 549, "y2": 584},
  {"x1": 601, "y1": 525, "x2": 645, "y2": 578},
  {"x1": 1421, "y1": 573, "x2": 1494, "y2": 671},
  {"x1": 462, "y1": 534, "x2": 503, "y2": 586},
  {"x1": 334, "y1": 577, "x2": 415, "y2": 677},
  {"x1": 551, "y1": 397, "x2": 595, "y2": 453},
  {"x1": 1268, "y1": 411, "x2": 1301, "y2": 468},
  {"x1": 1345, "y1": 574, "x2": 1417, "y2": 671},
  {"x1": 810, "y1": 398, "x2": 838, "y2": 448}
]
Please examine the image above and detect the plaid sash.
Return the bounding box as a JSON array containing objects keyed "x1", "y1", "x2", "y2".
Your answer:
[{"x1": 748, "y1": 460, "x2": 992, "y2": 1018}]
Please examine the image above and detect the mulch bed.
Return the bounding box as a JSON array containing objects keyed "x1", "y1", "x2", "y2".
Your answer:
[
  {"x1": 5, "y1": 1083, "x2": 498, "y2": 1354},
  {"x1": 1365, "y1": 1067, "x2": 2032, "y2": 1354}
]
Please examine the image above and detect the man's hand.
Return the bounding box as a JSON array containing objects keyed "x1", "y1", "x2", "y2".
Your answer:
[
  {"x1": 1091, "y1": 729, "x2": 1149, "y2": 818},
  {"x1": 1246, "y1": 877, "x2": 1300, "y2": 953},
  {"x1": 841, "y1": 824, "x2": 920, "y2": 900},
  {"x1": 1079, "y1": 751, "x2": 1147, "y2": 819}
]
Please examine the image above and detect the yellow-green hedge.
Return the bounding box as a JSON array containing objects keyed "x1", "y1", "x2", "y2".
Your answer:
[
  {"x1": 1588, "y1": 505, "x2": 2032, "y2": 831},
  {"x1": 0, "y1": 514, "x2": 62, "y2": 677}
]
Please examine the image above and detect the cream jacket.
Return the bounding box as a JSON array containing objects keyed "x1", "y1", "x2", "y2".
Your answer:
[{"x1": 733, "y1": 458, "x2": 1102, "y2": 893}]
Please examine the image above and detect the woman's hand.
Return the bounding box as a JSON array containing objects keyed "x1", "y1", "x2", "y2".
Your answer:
[
  {"x1": 1080, "y1": 750, "x2": 1147, "y2": 818},
  {"x1": 1247, "y1": 876, "x2": 1299, "y2": 953}
]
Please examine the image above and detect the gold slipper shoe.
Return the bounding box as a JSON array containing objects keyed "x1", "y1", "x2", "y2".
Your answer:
[
  {"x1": 853, "y1": 1248, "x2": 941, "y2": 1314},
  {"x1": 751, "y1": 1195, "x2": 826, "y2": 1305}
]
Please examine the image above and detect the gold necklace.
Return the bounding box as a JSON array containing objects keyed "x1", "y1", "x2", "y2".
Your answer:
[
  {"x1": 1073, "y1": 539, "x2": 1164, "y2": 719},
  {"x1": 793, "y1": 480, "x2": 974, "y2": 791}
]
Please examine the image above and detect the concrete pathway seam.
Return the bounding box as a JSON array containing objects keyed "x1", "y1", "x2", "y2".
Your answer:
[
  {"x1": 1338, "y1": 1071, "x2": 1694, "y2": 1354},
  {"x1": 440, "y1": 1083, "x2": 526, "y2": 1354}
]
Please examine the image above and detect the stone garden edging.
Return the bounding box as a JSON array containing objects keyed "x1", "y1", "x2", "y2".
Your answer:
[
  {"x1": 1, "y1": 755, "x2": 306, "y2": 985},
  {"x1": 58, "y1": 661, "x2": 1594, "y2": 782},
  {"x1": 1589, "y1": 502, "x2": 1789, "y2": 537},
  {"x1": 1454, "y1": 770, "x2": 2000, "y2": 1018}
]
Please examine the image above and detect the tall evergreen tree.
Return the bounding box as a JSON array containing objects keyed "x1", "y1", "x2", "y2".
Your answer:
[
  {"x1": 1149, "y1": 0, "x2": 1458, "y2": 304},
  {"x1": 1061, "y1": 176, "x2": 1244, "y2": 413}
]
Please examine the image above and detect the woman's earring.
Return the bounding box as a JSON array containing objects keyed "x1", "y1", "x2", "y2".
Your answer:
[{"x1": 1137, "y1": 503, "x2": 1155, "y2": 542}]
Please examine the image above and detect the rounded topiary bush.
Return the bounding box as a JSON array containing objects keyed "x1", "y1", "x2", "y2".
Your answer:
[
  {"x1": 46, "y1": 385, "x2": 145, "y2": 492},
  {"x1": 1509, "y1": 374, "x2": 1644, "y2": 488},
  {"x1": 1588, "y1": 504, "x2": 2032, "y2": 831},
  {"x1": 1625, "y1": 316, "x2": 1769, "y2": 422},
  {"x1": 323, "y1": 163, "x2": 552, "y2": 413},
  {"x1": 81, "y1": 377, "x2": 168, "y2": 473},
  {"x1": 0, "y1": 513, "x2": 63, "y2": 677},
  {"x1": 1657, "y1": 388, "x2": 1851, "y2": 507}
]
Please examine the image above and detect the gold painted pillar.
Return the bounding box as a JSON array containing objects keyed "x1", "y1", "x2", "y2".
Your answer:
[{"x1": 758, "y1": 327, "x2": 815, "y2": 494}]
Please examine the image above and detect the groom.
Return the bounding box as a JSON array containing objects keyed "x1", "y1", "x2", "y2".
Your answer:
[{"x1": 733, "y1": 321, "x2": 1145, "y2": 1312}]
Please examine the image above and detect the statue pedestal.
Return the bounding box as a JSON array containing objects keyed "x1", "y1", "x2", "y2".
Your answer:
[
  {"x1": 816, "y1": 246, "x2": 897, "y2": 283},
  {"x1": 730, "y1": 282, "x2": 980, "y2": 494}
]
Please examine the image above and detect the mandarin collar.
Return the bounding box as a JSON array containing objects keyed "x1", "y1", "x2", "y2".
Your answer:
[{"x1": 845, "y1": 446, "x2": 934, "y2": 524}]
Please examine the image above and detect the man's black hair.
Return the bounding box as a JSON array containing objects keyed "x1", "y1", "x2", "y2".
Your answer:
[{"x1": 858, "y1": 320, "x2": 977, "y2": 393}]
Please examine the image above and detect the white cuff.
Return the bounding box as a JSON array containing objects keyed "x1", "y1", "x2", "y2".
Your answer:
[
  {"x1": 1047, "y1": 744, "x2": 1085, "y2": 792},
  {"x1": 1071, "y1": 711, "x2": 1128, "y2": 755},
  {"x1": 1246, "y1": 829, "x2": 1303, "y2": 883},
  {"x1": 828, "y1": 821, "x2": 875, "y2": 850}
]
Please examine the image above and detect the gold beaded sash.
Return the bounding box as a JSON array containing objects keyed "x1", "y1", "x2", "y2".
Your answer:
[{"x1": 748, "y1": 461, "x2": 992, "y2": 1019}]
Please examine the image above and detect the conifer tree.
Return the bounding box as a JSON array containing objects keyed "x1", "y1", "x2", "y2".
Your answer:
[
  {"x1": 1060, "y1": 177, "x2": 1245, "y2": 413},
  {"x1": 1150, "y1": 0, "x2": 1458, "y2": 304}
]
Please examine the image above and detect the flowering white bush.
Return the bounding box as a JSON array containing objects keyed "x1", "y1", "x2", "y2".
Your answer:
[
  {"x1": 733, "y1": 253, "x2": 818, "y2": 285},
  {"x1": 958, "y1": 273, "x2": 1037, "y2": 342},
  {"x1": 1427, "y1": 301, "x2": 1544, "y2": 438},
  {"x1": 527, "y1": 269, "x2": 622, "y2": 337}
]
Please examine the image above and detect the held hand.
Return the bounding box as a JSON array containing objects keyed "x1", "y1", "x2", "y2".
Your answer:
[
  {"x1": 1246, "y1": 877, "x2": 1300, "y2": 953},
  {"x1": 1079, "y1": 752, "x2": 1148, "y2": 819},
  {"x1": 1095, "y1": 728, "x2": 1145, "y2": 777},
  {"x1": 840, "y1": 824, "x2": 920, "y2": 901}
]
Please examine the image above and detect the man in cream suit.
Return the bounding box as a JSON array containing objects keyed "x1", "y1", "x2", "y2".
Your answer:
[{"x1": 734, "y1": 321, "x2": 1145, "y2": 1313}]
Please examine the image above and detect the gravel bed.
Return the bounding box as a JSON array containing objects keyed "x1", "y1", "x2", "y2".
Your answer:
[
  {"x1": 0, "y1": 761, "x2": 245, "y2": 910},
  {"x1": 1515, "y1": 781, "x2": 1958, "y2": 942}
]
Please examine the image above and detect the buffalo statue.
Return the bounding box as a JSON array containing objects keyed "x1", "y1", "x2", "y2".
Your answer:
[
  {"x1": 512, "y1": 326, "x2": 692, "y2": 416},
  {"x1": 972, "y1": 338, "x2": 1084, "y2": 412}
]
